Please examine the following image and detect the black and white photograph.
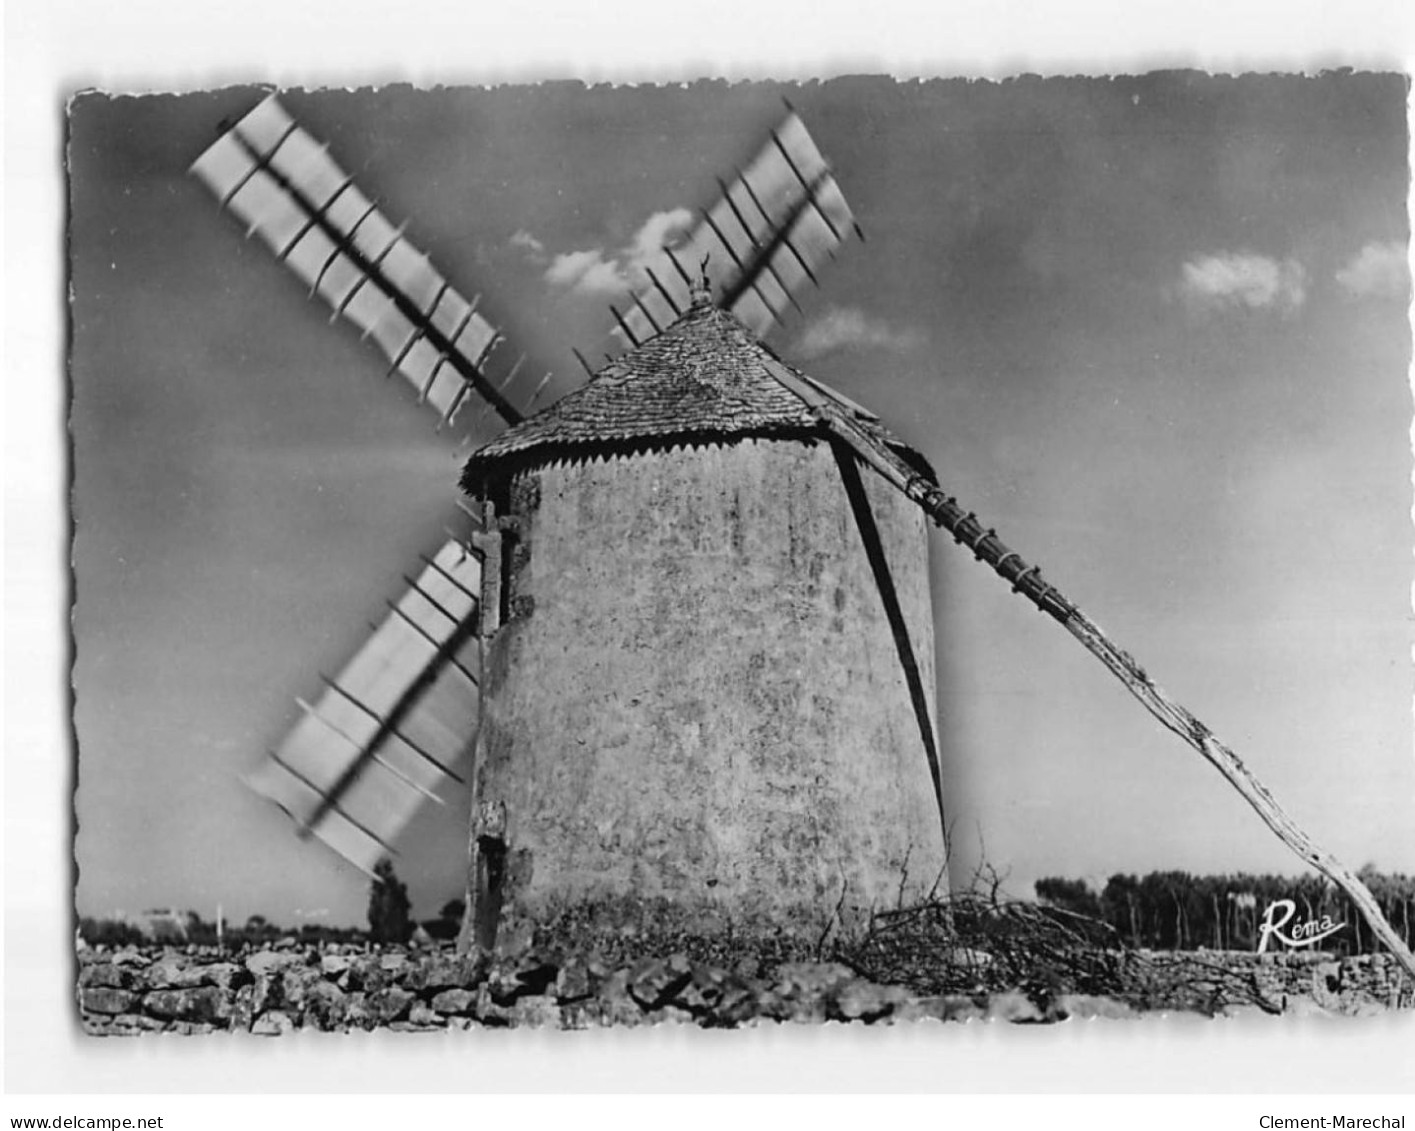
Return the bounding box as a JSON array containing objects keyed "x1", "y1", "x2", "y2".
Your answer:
[
  {"x1": 64, "y1": 74, "x2": 1414, "y2": 1038},
  {"x1": 7, "y1": 0, "x2": 1415, "y2": 1108}
]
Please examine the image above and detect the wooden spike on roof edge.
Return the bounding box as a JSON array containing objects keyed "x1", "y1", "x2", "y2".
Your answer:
[{"x1": 762, "y1": 356, "x2": 1415, "y2": 979}]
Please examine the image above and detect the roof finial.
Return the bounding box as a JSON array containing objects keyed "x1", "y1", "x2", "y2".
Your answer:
[{"x1": 689, "y1": 253, "x2": 713, "y2": 308}]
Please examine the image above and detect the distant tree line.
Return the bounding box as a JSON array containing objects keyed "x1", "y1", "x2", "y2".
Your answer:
[
  {"x1": 1035, "y1": 869, "x2": 1415, "y2": 953},
  {"x1": 76, "y1": 911, "x2": 371, "y2": 948},
  {"x1": 78, "y1": 863, "x2": 467, "y2": 948}
]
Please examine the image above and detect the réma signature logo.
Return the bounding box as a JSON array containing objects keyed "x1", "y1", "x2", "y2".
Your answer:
[{"x1": 1256, "y1": 899, "x2": 1346, "y2": 952}]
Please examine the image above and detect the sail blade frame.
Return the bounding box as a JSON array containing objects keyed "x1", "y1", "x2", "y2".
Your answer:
[
  {"x1": 191, "y1": 94, "x2": 531, "y2": 432},
  {"x1": 617, "y1": 109, "x2": 862, "y2": 348},
  {"x1": 243, "y1": 532, "x2": 485, "y2": 870}
]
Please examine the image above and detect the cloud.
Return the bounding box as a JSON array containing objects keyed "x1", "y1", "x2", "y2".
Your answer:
[
  {"x1": 793, "y1": 307, "x2": 925, "y2": 360},
  {"x1": 1178, "y1": 252, "x2": 1307, "y2": 314},
  {"x1": 1335, "y1": 240, "x2": 1410, "y2": 300},
  {"x1": 538, "y1": 208, "x2": 695, "y2": 296},
  {"x1": 544, "y1": 248, "x2": 625, "y2": 294},
  {"x1": 508, "y1": 229, "x2": 547, "y2": 263},
  {"x1": 625, "y1": 208, "x2": 694, "y2": 271}
]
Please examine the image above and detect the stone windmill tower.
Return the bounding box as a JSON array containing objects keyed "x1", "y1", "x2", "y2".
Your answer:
[
  {"x1": 459, "y1": 284, "x2": 946, "y2": 948},
  {"x1": 192, "y1": 93, "x2": 1415, "y2": 973}
]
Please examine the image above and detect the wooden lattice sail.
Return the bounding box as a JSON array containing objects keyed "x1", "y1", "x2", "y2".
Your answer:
[
  {"x1": 245, "y1": 535, "x2": 482, "y2": 875},
  {"x1": 613, "y1": 107, "x2": 863, "y2": 346},
  {"x1": 190, "y1": 94, "x2": 527, "y2": 430}
]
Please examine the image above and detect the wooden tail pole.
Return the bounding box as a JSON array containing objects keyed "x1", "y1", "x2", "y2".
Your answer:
[{"x1": 763, "y1": 358, "x2": 1415, "y2": 979}]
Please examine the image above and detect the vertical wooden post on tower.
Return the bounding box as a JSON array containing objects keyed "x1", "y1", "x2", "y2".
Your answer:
[{"x1": 456, "y1": 516, "x2": 503, "y2": 957}]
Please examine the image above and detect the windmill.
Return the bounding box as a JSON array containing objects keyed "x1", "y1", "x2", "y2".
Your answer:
[{"x1": 191, "y1": 92, "x2": 1415, "y2": 975}]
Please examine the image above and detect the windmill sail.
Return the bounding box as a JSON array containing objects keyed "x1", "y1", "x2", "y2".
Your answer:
[
  {"x1": 615, "y1": 109, "x2": 864, "y2": 346},
  {"x1": 190, "y1": 95, "x2": 526, "y2": 431},
  {"x1": 245, "y1": 535, "x2": 483, "y2": 874}
]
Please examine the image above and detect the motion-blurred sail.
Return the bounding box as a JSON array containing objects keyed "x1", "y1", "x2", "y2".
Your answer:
[
  {"x1": 245, "y1": 536, "x2": 483, "y2": 873},
  {"x1": 190, "y1": 95, "x2": 526, "y2": 432},
  {"x1": 615, "y1": 110, "x2": 864, "y2": 345}
]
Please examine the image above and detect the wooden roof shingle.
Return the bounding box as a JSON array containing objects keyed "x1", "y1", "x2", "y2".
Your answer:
[{"x1": 460, "y1": 297, "x2": 933, "y2": 490}]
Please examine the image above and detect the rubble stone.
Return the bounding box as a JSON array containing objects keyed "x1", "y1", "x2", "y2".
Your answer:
[
  {"x1": 553, "y1": 958, "x2": 594, "y2": 1003},
  {"x1": 835, "y1": 979, "x2": 910, "y2": 1022},
  {"x1": 304, "y1": 980, "x2": 349, "y2": 1031},
  {"x1": 431, "y1": 988, "x2": 477, "y2": 1015},
  {"x1": 142, "y1": 986, "x2": 231, "y2": 1024},
  {"x1": 345, "y1": 993, "x2": 378, "y2": 1032},
  {"x1": 406, "y1": 1001, "x2": 442, "y2": 1028},
  {"x1": 406, "y1": 954, "x2": 478, "y2": 992},
  {"x1": 251, "y1": 1010, "x2": 295, "y2": 1036},
  {"x1": 508, "y1": 995, "x2": 562, "y2": 1027},
  {"x1": 80, "y1": 964, "x2": 139, "y2": 991},
  {"x1": 369, "y1": 986, "x2": 414, "y2": 1024},
  {"x1": 628, "y1": 954, "x2": 692, "y2": 1009},
  {"x1": 79, "y1": 987, "x2": 138, "y2": 1015},
  {"x1": 246, "y1": 951, "x2": 301, "y2": 977}
]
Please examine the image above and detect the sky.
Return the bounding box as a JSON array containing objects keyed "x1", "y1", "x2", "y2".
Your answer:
[{"x1": 66, "y1": 74, "x2": 1413, "y2": 930}]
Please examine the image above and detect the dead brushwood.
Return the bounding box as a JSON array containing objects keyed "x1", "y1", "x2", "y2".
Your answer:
[{"x1": 834, "y1": 889, "x2": 1283, "y2": 1016}]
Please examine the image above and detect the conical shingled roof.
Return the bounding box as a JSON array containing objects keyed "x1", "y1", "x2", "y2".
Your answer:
[{"x1": 460, "y1": 296, "x2": 934, "y2": 490}]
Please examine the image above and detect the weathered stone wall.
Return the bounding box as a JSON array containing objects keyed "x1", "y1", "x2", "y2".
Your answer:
[
  {"x1": 76, "y1": 941, "x2": 989, "y2": 1035},
  {"x1": 1132, "y1": 949, "x2": 1413, "y2": 1015},
  {"x1": 76, "y1": 941, "x2": 1409, "y2": 1035},
  {"x1": 476, "y1": 438, "x2": 946, "y2": 943}
]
